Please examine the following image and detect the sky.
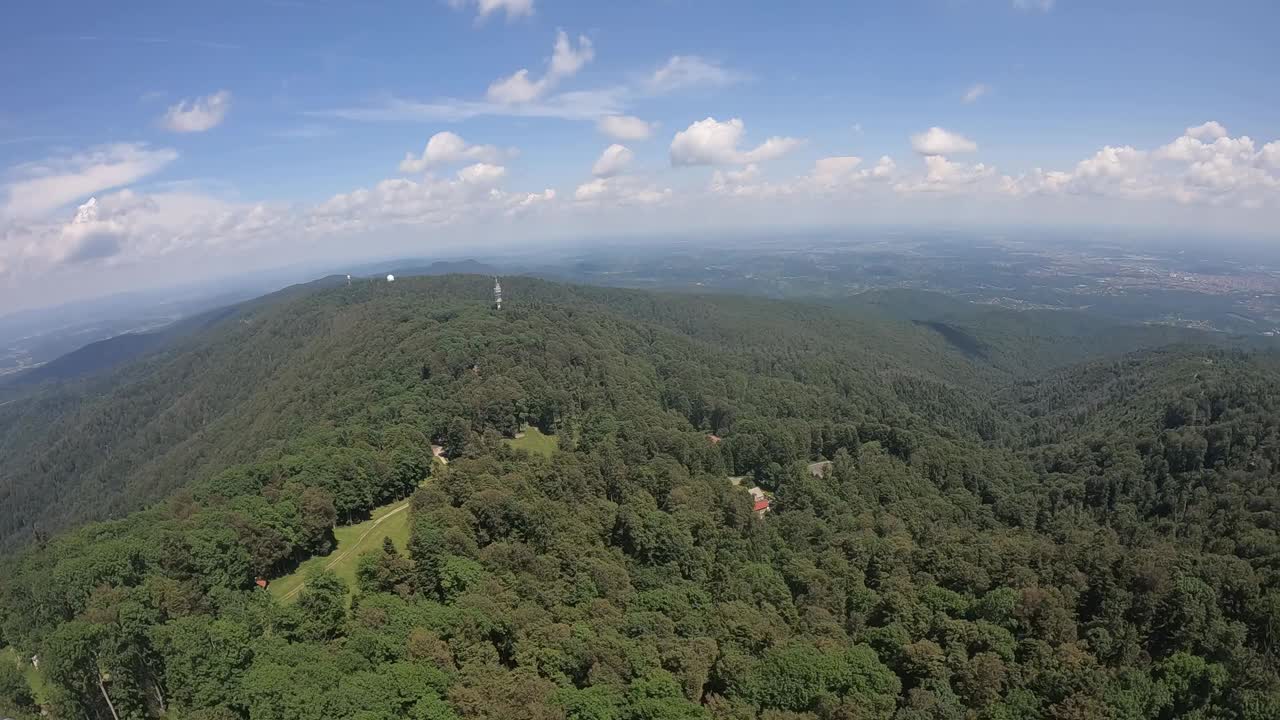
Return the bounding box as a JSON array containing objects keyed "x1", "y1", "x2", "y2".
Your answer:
[{"x1": 1, "y1": 0, "x2": 1278, "y2": 312}]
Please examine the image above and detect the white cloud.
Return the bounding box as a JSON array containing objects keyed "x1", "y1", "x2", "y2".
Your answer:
[
  {"x1": 2, "y1": 187, "x2": 286, "y2": 276},
  {"x1": 399, "y1": 131, "x2": 504, "y2": 173},
  {"x1": 450, "y1": 0, "x2": 533, "y2": 21},
  {"x1": 712, "y1": 154, "x2": 898, "y2": 199},
  {"x1": 1013, "y1": 0, "x2": 1054, "y2": 11},
  {"x1": 486, "y1": 71, "x2": 543, "y2": 105},
  {"x1": 506, "y1": 188, "x2": 556, "y2": 216},
  {"x1": 1261, "y1": 141, "x2": 1280, "y2": 171},
  {"x1": 574, "y1": 176, "x2": 672, "y2": 206},
  {"x1": 895, "y1": 155, "x2": 995, "y2": 193},
  {"x1": 319, "y1": 52, "x2": 738, "y2": 126},
  {"x1": 1186, "y1": 121, "x2": 1228, "y2": 141},
  {"x1": 962, "y1": 83, "x2": 990, "y2": 104},
  {"x1": 592, "y1": 144, "x2": 634, "y2": 178},
  {"x1": 598, "y1": 115, "x2": 654, "y2": 141},
  {"x1": 457, "y1": 162, "x2": 507, "y2": 187},
  {"x1": 320, "y1": 89, "x2": 623, "y2": 123},
  {"x1": 709, "y1": 164, "x2": 789, "y2": 198},
  {"x1": 549, "y1": 31, "x2": 593, "y2": 77},
  {"x1": 573, "y1": 178, "x2": 609, "y2": 201},
  {"x1": 1001, "y1": 121, "x2": 1280, "y2": 207},
  {"x1": 809, "y1": 155, "x2": 897, "y2": 189},
  {"x1": 646, "y1": 56, "x2": 737, "y2": 93},
  {"x1": 311, "y1": 164, "x2": 516, "y2": 232},
  {"x1": 911, "y1": 127, "x2": 978, "y2": 155},
  {"x1": 812, "y1": 157, "x2": 863, "y2": 186},
  {"x1": 2, "y1": 143, "x2": 178, "y2": 218},
  {"x1": 10, "y1": 119, "x2": 1280, "y2": 307},
  {"x1": 718, "y1": 164, "x2": 761, "y2": 186},
  {"x1": 670, "y1": 117, "x2": 801, "y2": 166},
  {"x1": 487, "y1": 30, "x2": 594, "y2": 104},
  {"x1": 161, "y1": 90, "x2": 232, "y2": 133}
]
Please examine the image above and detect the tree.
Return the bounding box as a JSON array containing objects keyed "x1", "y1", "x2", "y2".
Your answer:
[
  {"x1": 409, "y1": 516, "x2": 446, "y2": 599},
  {"x1": 151, "y1": 615, "x2": 253, "y2": 712},
  {"x1": 295, "y1": 570, "x2": 349, "y2": 642},
  {"x1": 356, "y1": 538, "x2": 413, "y2": 596},
  {"x1": 0, "y1": 658, "x2": 35, "y2": 715}
]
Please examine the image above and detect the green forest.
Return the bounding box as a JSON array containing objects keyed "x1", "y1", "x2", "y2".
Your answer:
[{"x1": 2, "y1": 275, "x2": 1278, "y2": 720}]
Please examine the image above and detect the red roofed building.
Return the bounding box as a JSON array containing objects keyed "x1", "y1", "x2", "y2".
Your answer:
[{"x1": 747, "y1": 486, "x2": 772, "y2": 514}]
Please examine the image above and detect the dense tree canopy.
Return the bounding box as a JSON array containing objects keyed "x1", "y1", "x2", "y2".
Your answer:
[{"x1": 2, "y1": 276, "x2": 1278, "y2": 719}]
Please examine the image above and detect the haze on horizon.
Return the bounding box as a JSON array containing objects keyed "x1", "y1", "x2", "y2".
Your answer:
[{"x1": 1, "y1": 0, "x2": 1278, "y2": 313}]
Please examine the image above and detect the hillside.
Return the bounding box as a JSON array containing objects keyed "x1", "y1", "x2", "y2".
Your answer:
[
  {"x1": 844, "y1": 289, "x2": 1248, "y2": 377},
  {"x1": 0, "y1": 276, "x2": 1013, "y2": 552},
  {"x1": 0, "y1": 304, "x2": 240, "y2": 393},
  {"x1": 0, "y1": 276, "x2": 1278, "y2": 720},
  {"x1": 0, "y1": 280, "x2": 1261, "y2": 553}
]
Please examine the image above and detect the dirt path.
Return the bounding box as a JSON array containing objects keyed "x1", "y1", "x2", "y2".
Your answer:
[{"x1": 280, "y1": 500, "x2": 412, "y2": 601}]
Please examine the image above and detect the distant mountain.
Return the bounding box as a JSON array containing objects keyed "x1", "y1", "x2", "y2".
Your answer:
[
  {"x1": 0, "y1": 305, "x2": 240, "y2": 389},
  {"x1": 387, "y1": 259, "x2": 500, "y2": 277},
  {"x1": 0, "y1": 275, "x2": 349, "y2": 396}
]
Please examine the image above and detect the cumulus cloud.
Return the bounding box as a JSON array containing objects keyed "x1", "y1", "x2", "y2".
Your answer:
[
  {"x1": 312, "y1": 166, "x2": 512, "y2": 232},
  {"x1": 895, "y1": 155, "x2": 995, "y2": 193},
  {"x1": 962, "y1": 83, "x2": 990, "y2": 104},
  {"x1": 2, "y1": 187, "x2": 286, "y2": 277},
  {"x1": 592, "y1": 144, "x2": 634, "y2": 178},
  {"x1": 709, "y1": 164, "x2": 791, "y2": 198},
  {"x1": 670, "y1": 117, "x2": 801, "y2": 166},
  {"x1": 457, "y1": 162, "x2": 507, "y2": 187},
  {"x1": 574, "y1": 176, "x2": 672, "y2": 206},
  {"x1": 487, "y1": 30, "x2": 593, "y2": 104},
  {"x1": 808, "y1": 155, "x2": 896, "y2": 190},
  {"x1": 11, "y1": 120, "x2": 1279, "y2": 303},
  {"x1": 161, "y1": 90, "x2": 232, "y2": 133},
  {"x1": 2, "y1": 143, "x2": 178, "y2": 218},
  {"x1": 450, "y1": 0, "x2": 533, "y2": 21},
  {"x1": 1186, "y1": 121, "x2": 1228, "y2": 141},
  {"x1": 711, "y1": 153, "x2": 899, "y2": 199},
  {"x1": 1013, "y1": 0, "x2": 1054, "y2": 11},
  {"x1": 646, "y1": 56, "x2": 737, "y2": 93},
  {"x1": 598, "y1": 115, "x2": 654, "y2": 141},
  {"x1": 1001, "y1": 121, "x2": 1280, "y2": 207},
  {"x1": 506, "y1": 188, "x2": 556, "y2": 216},
  {"x1": 911, "y1": 127, "x2": 978, "y2": 155},
  {"x1": 399, "y1": 132, "x2": 505, "y2": 173}
]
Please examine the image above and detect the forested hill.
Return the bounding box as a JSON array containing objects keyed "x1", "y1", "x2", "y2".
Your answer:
[
  {"x1": 1, "y1": 275, "x2": 1279, "y2": 719},
  {"x1": 0, "y1": 275, "x2": 1014, "y2": 552}
]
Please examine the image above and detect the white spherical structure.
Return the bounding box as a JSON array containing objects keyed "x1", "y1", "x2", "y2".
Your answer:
[{"x1": 386, "y1": 274, "x2": 396, "y2": 282}]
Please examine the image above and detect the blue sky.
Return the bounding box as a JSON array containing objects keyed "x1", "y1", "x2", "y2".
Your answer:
[{"x1": 1, "y1": 0, "x2": 1278, "y2": 310}]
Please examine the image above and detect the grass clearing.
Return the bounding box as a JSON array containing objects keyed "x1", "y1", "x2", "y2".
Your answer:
[
  {"x1": 270, "y1": 497, "x2": 413, "y2": 603},
  {"x1": 1, "y1": 645, "x2": 48, "y2": 705},
  {"x1": 504, "y1": 426, "x2": 557, "y2": 457}
]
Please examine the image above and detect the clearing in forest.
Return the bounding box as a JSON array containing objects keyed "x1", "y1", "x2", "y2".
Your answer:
[
  {"x1": 504, "y1": 426, "x2": 557, "y2": 457},
  {"x1": 1, "y1": 644, "x2": 48, "y2": 705},
  {"x1": 270, "y1": 497, "x2": 413, "y2": 603}
]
